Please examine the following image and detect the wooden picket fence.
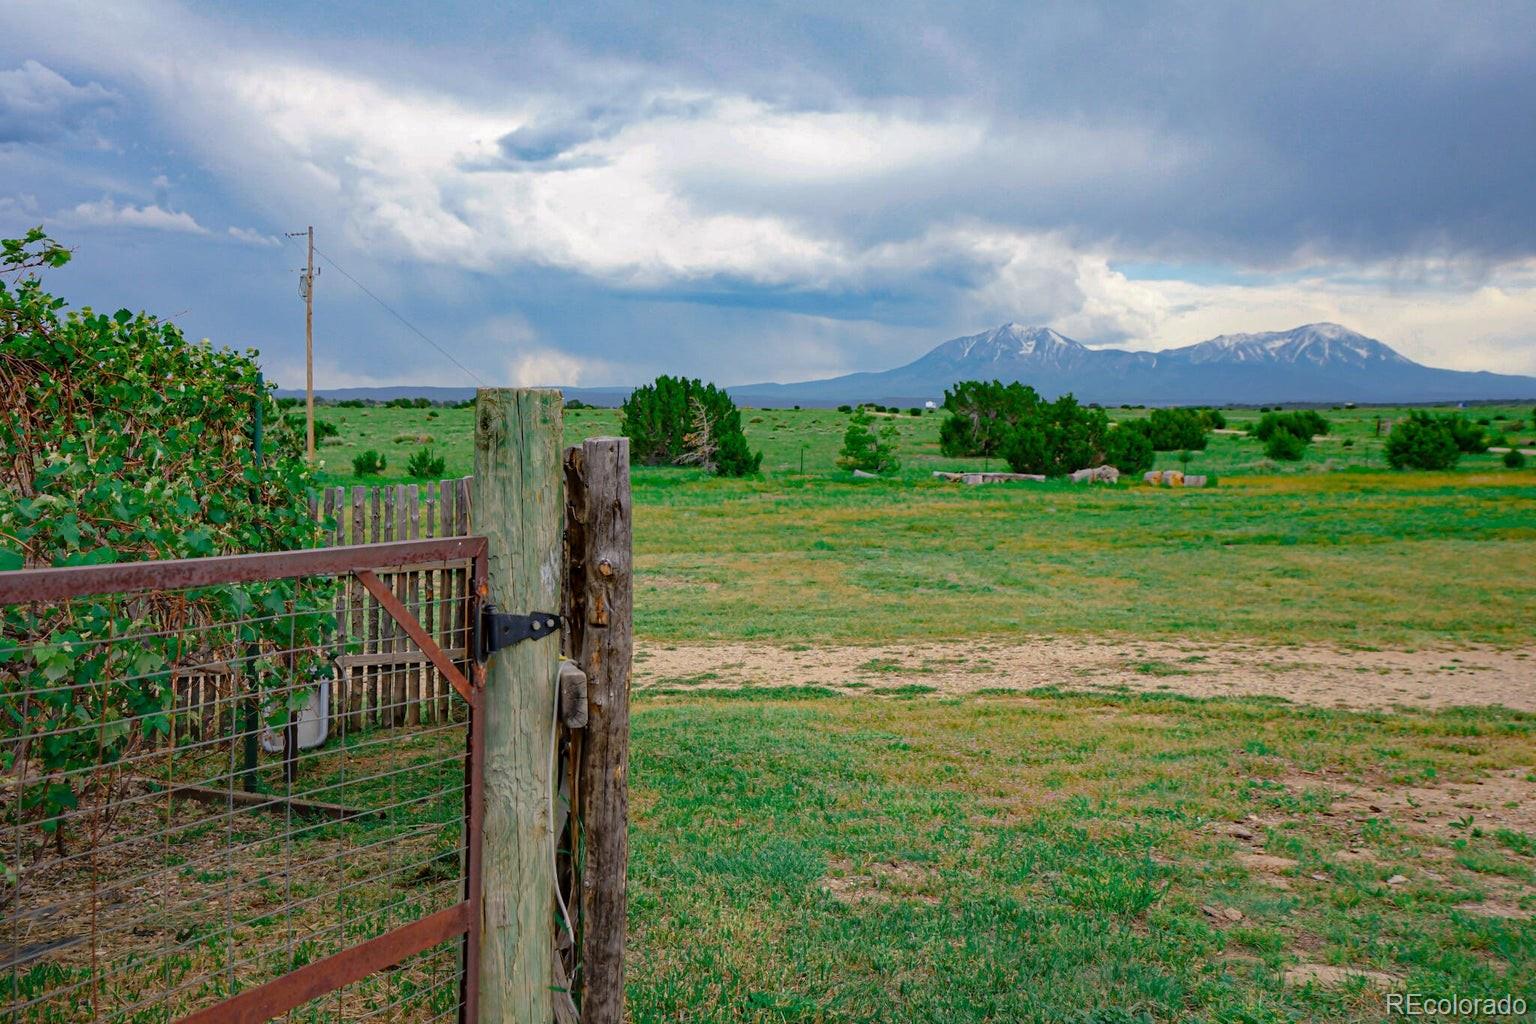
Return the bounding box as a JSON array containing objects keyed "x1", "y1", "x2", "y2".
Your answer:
[
  {"x1": 170, "y1": 478, "x2": 475, "y2": 744},
  {"x1": 313, "y1": 477, "x2": 474, "y2": 735}
]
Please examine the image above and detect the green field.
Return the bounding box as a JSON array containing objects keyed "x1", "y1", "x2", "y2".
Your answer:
[
  {"x1": 307, "y1": 397, "x2": 1535, "y2": 1020},
  {"x1": 627, "y1": 688, "x2": 1535, "y2": 1021},
  {"x1": 312, "y1": 401, "x2": 1536, "y2": 647}
]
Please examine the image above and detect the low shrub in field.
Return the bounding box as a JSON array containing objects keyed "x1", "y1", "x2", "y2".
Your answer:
[
  {"x1": 352, "y1": 449, "x2": 388, "y2": 475},
  {"x1": 1264, "y1": 430, "x2": 1308, "y2": 461},
  {"x1": 1442, "y1": 414, "x2": 1488, "y2": 453},
  {"x1": 406, "y1": 447, "x2": 446, "y2": 478},
  {"x1": 1505, "y1": 449, "x2": 1527, "y2": 468},
  {"x1": 1252, "y1": 409, "x2": 1329, "y2": 442},
  {"x1": 908, "y1": 407, "x2": 922, "y2": 417},
  {"x1": 837, "y1": 409, "x2": 900, "y2": 474},
  {"x1": 621, "y1": 375, "x2": 762, "y2": 476},
  {"x1": 1202, "y1": 408, "x2": 1227, "y2": 430},
  {"x1": 1385, "y1": 412, "x2": 1461, "y2": 470},
  {"x1": 1103, "y1": 425, "x2": 1154, "y2": 473},
  {"x1": 282, "y1": 413, "x2": 338, "y2": 440},
  {"x1": 1138, "y1": 407, "x2": 1210, "y2": 451}
]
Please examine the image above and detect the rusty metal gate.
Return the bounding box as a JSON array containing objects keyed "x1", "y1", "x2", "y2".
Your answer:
[{"x1": 0, "y1": 537, "x2": 490, "y2": 1022}]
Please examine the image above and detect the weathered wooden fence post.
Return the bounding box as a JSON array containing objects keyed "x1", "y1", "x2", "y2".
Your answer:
[
  {"x1": 564, "y1": 437, "x2": 633, "y2": 1023},
  {"x1": 474, "y1": 389, "x2": 564, "y2": 1022}
]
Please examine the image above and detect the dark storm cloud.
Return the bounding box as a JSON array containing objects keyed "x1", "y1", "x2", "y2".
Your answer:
[{"x1": 471, "y1": 0, "x2": 1536, "y2": 266}]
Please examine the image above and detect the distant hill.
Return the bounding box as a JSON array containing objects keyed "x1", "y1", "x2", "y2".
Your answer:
[
  {"x1": 727, "y1": 322, "x2": 1536, "y2": 407},
  {"x1": 281, "y1": 323, "x2": 1536, "y2": 408}
]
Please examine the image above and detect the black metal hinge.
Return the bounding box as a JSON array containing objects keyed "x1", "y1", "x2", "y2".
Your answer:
[{"x1": 477, "y1": 605, "x2": 561, "y2": 661}]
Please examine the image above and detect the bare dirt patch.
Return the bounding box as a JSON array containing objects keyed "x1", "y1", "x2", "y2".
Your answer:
[
  {"x1": 822, "y1": 858, "x2": 940, "y2": 905},
  {"x1": 1283, "y1": 767, "x2": 1536, "y2": 837},
  {"x1": 634, "y1": 638, "x2": 1536, "y2": 712}
]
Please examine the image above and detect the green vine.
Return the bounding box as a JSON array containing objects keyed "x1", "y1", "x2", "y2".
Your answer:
[{"x1": 0, "y1": 229, "x2": 332, "y2": 870}]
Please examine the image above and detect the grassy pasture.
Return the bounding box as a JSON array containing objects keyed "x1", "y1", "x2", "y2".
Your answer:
[
  {"x1": 302, "y1": 398, "x2": 1536, "y2": 1020},
  {"x1": 313, "y1": 402, "x2": 1536, "y2": 648},
  {"x1": 627, "y1": 687, "x2": 1535, "y2": 1021}
]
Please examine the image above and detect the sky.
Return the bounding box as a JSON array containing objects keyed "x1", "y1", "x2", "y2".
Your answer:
[{"x1": 3, "y1": 0, "x2": 1535, "y2": 390}]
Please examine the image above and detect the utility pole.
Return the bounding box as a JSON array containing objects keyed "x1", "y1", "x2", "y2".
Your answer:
[{"x1": 303, "y1": 226, "x2": 316, "y2": 462}]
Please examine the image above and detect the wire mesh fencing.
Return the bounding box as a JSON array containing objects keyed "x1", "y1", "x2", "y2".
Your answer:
[{"x1": 0, "y1": 542, "x2": 482, "y2": 1023}]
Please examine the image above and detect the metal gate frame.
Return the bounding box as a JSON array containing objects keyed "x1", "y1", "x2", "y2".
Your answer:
[{"x1": 0, "y1": 536, "x2": 490, "y2": 1024}]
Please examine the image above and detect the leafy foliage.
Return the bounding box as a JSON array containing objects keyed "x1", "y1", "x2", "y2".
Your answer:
[
  {"x1": 352, "y1": 449, "x2": 387, "y2": 475},
  {"x1": 620, "y1": 375, "x2": 762, "y2": 476},
  {"x1": 1000, "y1": 395, "x2": 1111, "y2": 477},
  {"x1": 1385, "y1": 412, "x2": 1461, "y2": 470},
  {"x1": 283, "y1": 413, "x2": 338, "y2": 441},
  {"x1": 836, "y1": 409, "x2": 900, "y2": 474},
  {"x1": 939, "y1": 380, "x2": 1128, "y2": 476},
  {"x1": 938, "y1": 381, "x2": 1041, "y2": 457},
  {"x1": 1440, "y1": 414, "x2": 1487, "y2": 453},
  {"x1": 1263, "y1": 430, "x2": 1308, "y2": 461},
  {"x1": 1504, "y1": 448, "x2": 1527, "y2": 469},
  {"x1": 1252, "y1": 410, "x2": 1329, "y2": 443},
  {"x1": 1102, "y1": 425, "x2": 1154, "y2": 474},
  {"x1": 1123, "y1": 408, "x2": 1210, "y2": 451},
  {"x1": 0, "y1": 228, "x2": 328, "y2": 855},
  {"x1": 405, "y1": 446, "x2": 446, "y2": 478}
]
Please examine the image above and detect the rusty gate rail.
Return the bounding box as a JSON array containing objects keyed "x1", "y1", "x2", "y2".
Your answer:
[{"x1": 0, "y1": 537, "x2": 489, "y2": 1024}]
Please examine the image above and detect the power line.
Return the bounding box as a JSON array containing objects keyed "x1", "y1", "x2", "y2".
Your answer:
[{"x1": 279, "y1": 232, "x2": 490, "y2": 388}]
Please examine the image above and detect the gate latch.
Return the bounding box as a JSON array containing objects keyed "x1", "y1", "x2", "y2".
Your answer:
[{"x1": 477, "y1": 604, "x2": 561, "y2": 661}]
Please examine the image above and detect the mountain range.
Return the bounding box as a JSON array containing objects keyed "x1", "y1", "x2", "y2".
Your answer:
[
  {"x1": 284, "y1": 322, "x2": 1536, "y2": 408},
  {"x1": 725, "y1": 323, "x2": 1536, "y2": 407}
]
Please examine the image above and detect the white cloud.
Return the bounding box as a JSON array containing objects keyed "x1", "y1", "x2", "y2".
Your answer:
[
  {"x1": 510, "y1": 348, "x2": 589, "y2": 387},
  {"x1": 227, "y1": 225, "x2": 279, "y2": 247},
  {"x1": 68, "y1": 197, "x2": 208, "y2": 234}
]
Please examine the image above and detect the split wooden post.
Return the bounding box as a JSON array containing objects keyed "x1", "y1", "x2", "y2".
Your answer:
[
  {"x1": 563, "y1": 437, "x2": 633, "y2": 1023},
  {"x1": 473, "y1": 389, "x2": 564, "y2": 1023}
]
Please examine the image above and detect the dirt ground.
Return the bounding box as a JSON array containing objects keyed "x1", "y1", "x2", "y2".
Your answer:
[{"x1": 634, "y1": 637, "x2": 1536, "y2": 712}]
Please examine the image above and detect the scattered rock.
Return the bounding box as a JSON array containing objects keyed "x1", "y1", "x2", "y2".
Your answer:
[
  {"x1": 1070, "y1": 465, "x2": 1120, "y2": 484},
  {"x1": 1183, "y1": 474, "x2": 1207, "y2": 487},
  {"x1": 1201, "y1": 904, "x2": 1245, "y2": 923},
  {"x1": 1386, "y1": 874, "x2": 1408, "y2": 886},
  {"x1": 1284, "y1": 963, "x2": 1398, "y2": 989},
  {"x1": 1221, "y1": 823, "x2": 1258, "y2": 842}
]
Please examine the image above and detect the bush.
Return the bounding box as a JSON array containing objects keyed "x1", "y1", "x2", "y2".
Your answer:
[
  {"x1": 1253, "y1": 410, "x2": 1329, "y2": 442},
  {"x1": 0, "y1": 228, "x2": 328, "y2": 846},
  {"x1": 836, "y1": 409, "x2": 900, "y2": 474},
  {"x1": 405, "y1": 447, "x2": 446, "y2": 478},
  {"x1": 1000, "y1": 394, "x2": 1110, "y2": 477},
  {"x1": 1441, "y1": 414, "x2": 1487, "y2": 453},
  {"x1": 1263, "y1": 431, "x2": 1308, "y2": 461},
  {"x1": 1138, "y1": 407, "x2": 1210, "y2": 451},
  {"x1": 565, "y1": 398, "x2": 589, "y2": 410},
  {"x1": 1103, "y1": 424, "x2": 1154, "y2": 474},
  {"x1": 1385, "y1": 412, "x2": 1461, "y2": 470},
  {"x1": 620, "y1": 376, "x2": 762, "y2": 476},
  {"x1": 352, "y1": 449, "x2": 388, "y2": 475},
  {"x1": 1202, "y1": 408, "x2": 1228, "y2": 430},
  {"x1": 282, "y1": 414, "x2": 338, "y2": 440},
  {"x1": 836, "y1": 404, "x2": 852, "y2": 413},
  {"x1": 908, "y1": 407, "x2": 923, "y2": 417},
  {"x1": 939, "y1": 380, "x2": 1044, "y2": 457},
  {"x1": 1503, "y1": 449, "x2": 1526, "y2": 469}
]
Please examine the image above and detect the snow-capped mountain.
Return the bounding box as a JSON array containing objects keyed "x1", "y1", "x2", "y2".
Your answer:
[
  {"x1": 726, "y1": 322, "x2": 1536, "y2": 406},
  {"x1": 1165, "y1": 323, "x2": 1416, "y2": 369}
]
